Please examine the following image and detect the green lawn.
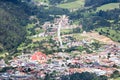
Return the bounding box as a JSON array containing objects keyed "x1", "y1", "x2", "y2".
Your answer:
[
  {"x1": 0, "y1": 54, "x2": 5, "y2": 57},
  {"x1": 57, "y1": 0, "x2": 85, "y2": 9},
  {"x1": 61, "y1": 29, "x2": 72, "y2": 34},
  {"x1": 97, "y1": 3, "x2": 120, "y2": 11},
  {"x1": 30, "y1": 37, "x2": 48, "y2": 42},
  {"x1": 72, "y1": 33, "x2": 88, "y2": 41},
  {"x1": 0, "y1": 52, "x2": 8, "y2": 58}
]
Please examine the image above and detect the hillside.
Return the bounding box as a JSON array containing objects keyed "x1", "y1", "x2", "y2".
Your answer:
[
  {"x1": 0, "y1": 0, "x2": 120, "y2": 56},
  {"x1": 33, "y1": 0, "x2": 85, "y2": 9},
  {"x1": 69, "y1": 1, "x2": 120, "y2": 42},
  {"x1": 57, "y1": 0, "x2": 85, "y2": 9},
  {"x1": 85, "y1": 0, "x2": 120, "y2": 7},
  {"x1": 33, "y1": 0, "x2": 120, "y2": 11},
  {"x1": 0, "y1": 0, "x2": 30, "y2": 53},
  {"x1": 97, "y1": 3, "x2": 120, "y2": 11},
  {"x1": 0, "y1": 0, "x2": 120, "y2": 80}
]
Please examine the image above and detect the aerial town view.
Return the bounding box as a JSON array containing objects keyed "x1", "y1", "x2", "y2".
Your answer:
[{"x1": 0, "y1": 0, "x2": 120, "y2": 80}]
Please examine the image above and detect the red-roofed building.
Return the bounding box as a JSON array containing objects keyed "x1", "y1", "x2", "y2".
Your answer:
[{"x1": 31, "y1": 52, "x2": 47, "y2": 63}]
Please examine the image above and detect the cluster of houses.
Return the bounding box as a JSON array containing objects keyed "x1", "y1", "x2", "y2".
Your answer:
[
  {"x1": 1, "y1": 19, "x2": 120, "y2": 80},
  {"x1": 0, "y1": 15, "x2": 120, "y2": 79},
  {"x1": 0, "y1": 43, "x2": 120, "y2": 79},
  {"x1": 32, "y1": 15, "x2": 81, "y2": 38},
  {"x1": 25, "y1": 0, "x2": 48, "y2": 6}
]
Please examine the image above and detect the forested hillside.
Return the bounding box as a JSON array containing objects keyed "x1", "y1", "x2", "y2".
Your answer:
[
  {"x1": 85, "y1": 0, "x2": 120, "y2": 7},
  {"x1": 0, "y1": 0, "x2": 30, "y2": 53},
  {"x1": 0, "y1": 0, "x2": 70, "y2": 54},
  {"x1": 69, "y1": 1, "x2": 120, "y2": 42}
]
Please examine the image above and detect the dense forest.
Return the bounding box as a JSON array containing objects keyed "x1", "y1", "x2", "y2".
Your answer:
[{"x1": 0, "y1": 0, "x2": 30, "y2": 53}]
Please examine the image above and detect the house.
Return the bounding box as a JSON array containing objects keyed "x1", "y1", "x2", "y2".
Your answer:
[
  {"x1": 91, "y1": 69, "x2": 106, "y2": 76},
  {"x1": 31, "y1": 52, "x2": 47, "y2": 64},
  {"x1": 0, "y1": 59, "x2": 7, "y2": 68}
]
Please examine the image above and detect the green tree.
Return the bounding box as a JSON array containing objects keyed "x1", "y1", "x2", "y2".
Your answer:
[
  {"x1": 77, "y1": 46, "x2": 84, "y2": 52},
  {"x1": 61, "y1": 72, "x2": 101, "y2": 80},
  {"x1": 99, "y1": 75, "x2": 108, "y2": 80},
  {"x1": 111, "y1": 70, "x2": 120, "y2": 78}
]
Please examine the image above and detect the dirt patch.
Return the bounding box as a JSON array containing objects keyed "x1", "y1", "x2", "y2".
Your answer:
[{"x1": 81, "y1": 31, "x2": 117, "y2": 44}]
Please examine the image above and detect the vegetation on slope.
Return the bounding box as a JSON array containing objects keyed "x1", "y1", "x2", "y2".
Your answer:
[
  {"x1": 85, "y1": 0, "x2": 120, "y2": 7},
  {"x1": 57, "y1": 0, "x2": 85, "y2": 9},
  {"x1": 68, "y1": 4, "x2": 120, "y2": 42},
  {"x1": 97, "y1": 3, "x2": 120, "y2": 11},
  {"x1": 0, "y1": 0, "x2": 30, "y2": 53}
]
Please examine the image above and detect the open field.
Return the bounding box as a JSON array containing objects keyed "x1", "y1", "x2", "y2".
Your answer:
[
  {"x1": 0, "y1": 54, "x2": 5, "y2": 58},
  {"x1": 34, "y1": 0, "x2": 48, "y2": 3},
  {"x1": 96, "y1": 27, "x2": 120, "y2": 42},
  {"x1": 61, "y1": 29, "x2": 72, "y2": 34},
  {"x1": 31, "y1": 37, "x2": 48, "y2": 42},
  {"x1": 57, "y1": 0, "x2": 85, "y2": 9},
  {"x1": 80, "y1": 31, "x2": 117, "y2": 44},
  {"x1": 72, "y1": 33, "x2": 88, "y2": 41},
  {"x1": 97, "y1": 3, "x2": 120, "y2": 11},
  {"x1": 114, "y1": 77, "x2": 120, "y2": 80},
  {"x1": 110, "y1": 77, "x2": 120, "y2": 80}
]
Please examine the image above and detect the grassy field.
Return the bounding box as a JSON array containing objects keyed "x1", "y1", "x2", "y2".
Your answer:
[
  {"x1": 34, "y1": 0, "x2": 49, "y2": 3},
  {"x1": 72, "y1": 33, "x2": 88, "y2": 41},
  {"x1": 96, "y1": 27, "x2": 120, "y2": 42},
  {"x1": 110, "y1": 77, "x2": 120, "y2": 80},
  {"x1": 57, "y1": 0, "x2": 85, "y2": 9},
  {"x1": 61, "y1": 29, "x2": 72, "y2": 34},
  {"x1": 32, "y1": 37, "x2": 47, "y2": 42},
  {"x1": 0, "y1": 53, "x2": 5, "y2": 57},
  {"x1": 97, "y1": 3, "x2": 120, "y2": 11},
  {"x1": 114, "y1": 77, "x2": 120, "y2": 80}
]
